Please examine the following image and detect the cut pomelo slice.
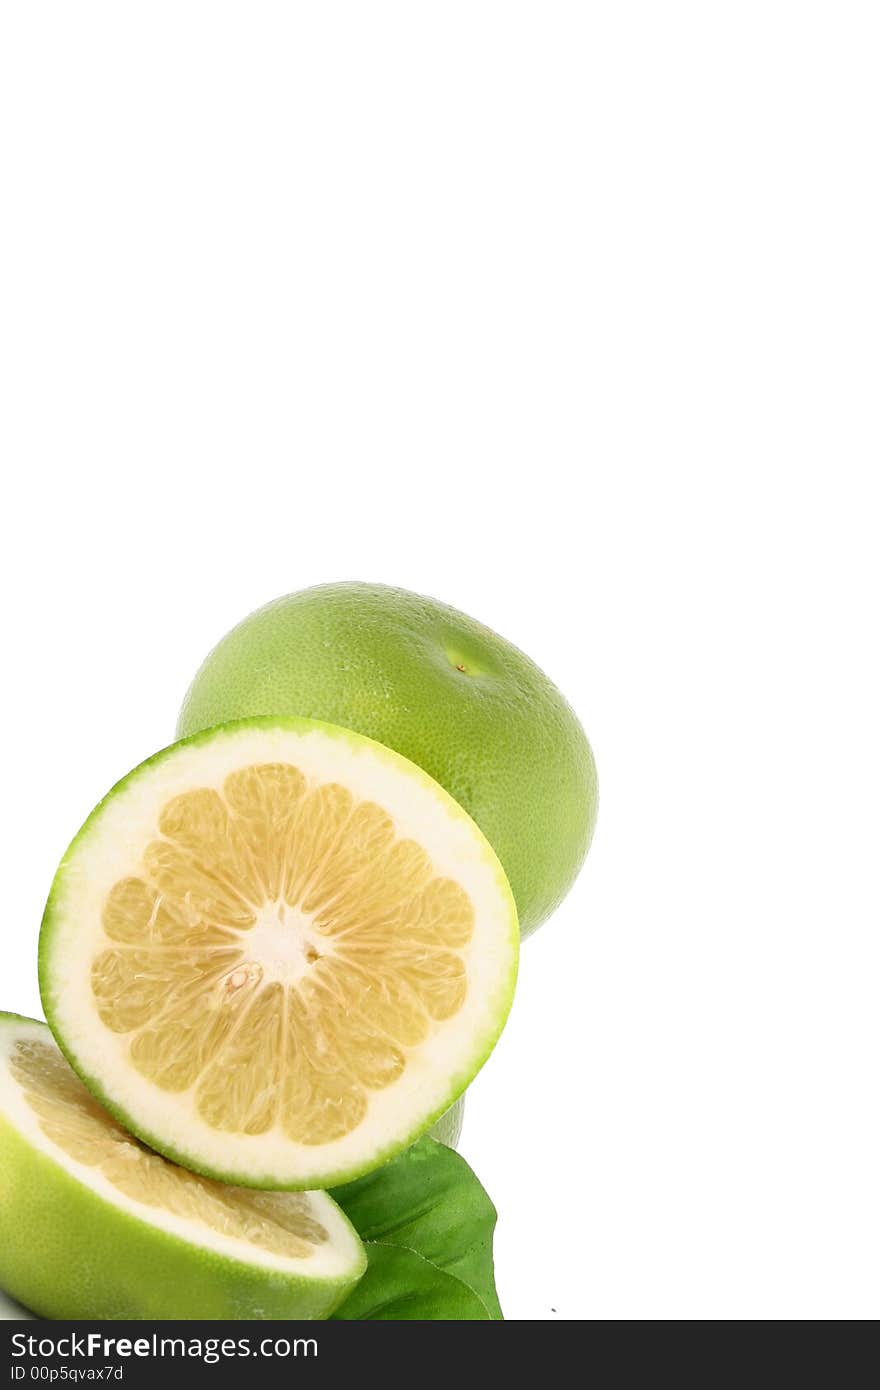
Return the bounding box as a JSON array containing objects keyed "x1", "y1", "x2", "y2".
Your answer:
[
  {"x1": 0, "y1": 1013, "x2": 365, "y2": 1320},
  {"x1": 39, "y1": 718, "x2": 518, "y2": 1188}
]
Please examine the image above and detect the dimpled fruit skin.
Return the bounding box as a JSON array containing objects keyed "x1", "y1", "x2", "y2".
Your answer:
[{"x1": 178, "y1": 583, "x2": 597, "y2": 938}]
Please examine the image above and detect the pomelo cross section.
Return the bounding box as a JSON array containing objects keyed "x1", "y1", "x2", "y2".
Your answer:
[
  {"x1": 177, "y1": 582, "x2": 598, "y2": 938},
  {"x1": 39, "y1": 718, "x2": 518, "y2": 1189},
  {"x1": 0, "y1": 1013, "x2": 365, "y2": 1320}
]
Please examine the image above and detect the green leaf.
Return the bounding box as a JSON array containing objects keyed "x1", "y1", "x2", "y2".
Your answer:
[
  {"x1": 329, "y1": 1245, "x2": 490, "y2": 1320},
  {"x1": 330, "y1": 1137, "x2": 503, "y2": 1320}
]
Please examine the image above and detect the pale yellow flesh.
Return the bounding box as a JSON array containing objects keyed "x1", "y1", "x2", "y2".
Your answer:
[
  {"x1": 90, "y1": 763, "x2": 474, "y2": 1146},
  {"x1": 10, "y1": 1038, "x2": 328, "y2": 1258}
]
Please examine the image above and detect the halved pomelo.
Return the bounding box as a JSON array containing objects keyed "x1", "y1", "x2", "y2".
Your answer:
[
  {"x1": 0, "y1": 1013, "x2": 365, "y2": 1320},
  {"x1": 39, "y1": 718, "x2": 518, "y2": 1188}
]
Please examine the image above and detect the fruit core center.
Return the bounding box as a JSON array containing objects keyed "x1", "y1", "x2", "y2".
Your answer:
[{"x1": 239, "y1": 903, "x2": 324, "y2": 984}]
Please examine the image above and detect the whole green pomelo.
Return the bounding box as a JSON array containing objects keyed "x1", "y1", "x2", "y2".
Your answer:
[{"x1": 177, "y1": 582, "x2": 597, "y2": 937}]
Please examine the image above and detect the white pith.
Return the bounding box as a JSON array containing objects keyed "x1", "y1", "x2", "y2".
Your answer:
[
  {"x1": 42, "y1": 722, "x2": 518, "y2": 1185},
  {"x1": 0, "y1": 1018, "x2": 362, "y2": 1280},
  {"x1": 240, "y1": 903, "x2": 329, "y2": 985}
]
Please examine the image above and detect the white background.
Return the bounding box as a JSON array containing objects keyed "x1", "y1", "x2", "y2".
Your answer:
[{"x1": 1, "y1": 3, "x2": 878, "y2": 1321}]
